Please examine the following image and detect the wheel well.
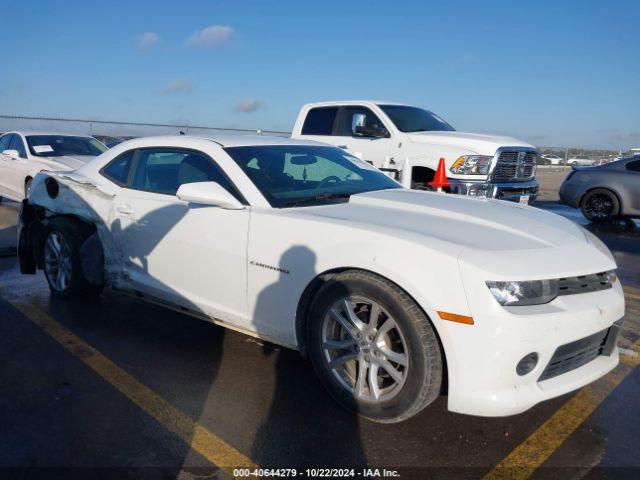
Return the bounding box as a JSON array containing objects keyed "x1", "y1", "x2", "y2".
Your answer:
[
  {"x1": 32, "y1": 214, "x2": 98, "y2": 269},
  {"x1": 295, "y1": 267, "x2": 449, "y2": 393},
  {"x1": 579, "y1": 187, "x2": 622, "y2": 211},
  {"x1": 411, "y1": 166, "x2": 436, "y2": 188}
]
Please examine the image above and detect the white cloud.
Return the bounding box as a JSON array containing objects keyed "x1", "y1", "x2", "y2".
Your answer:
[
  {"x1": 234, "y1": 98, "x2": 265, "y2": 113},
  {"x1": 164, "y1": 79, "x2": 195, "y2": 94},
  {"x1": 185, "y1": 25, "x2": 234, "y2": 48},
  {"x1": 137, "y1": 32, "x2": 160, "y2": 50}
]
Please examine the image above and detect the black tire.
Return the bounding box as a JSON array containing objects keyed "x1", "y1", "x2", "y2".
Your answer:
[
  {"x1": 43, "y1": 218, "x2": 104, "y2": 297},
  {"x1": 580, "y1": 188, "x2": 620, "y2": 222},
  {"x1": 25, "y1": 178, "x2": 33, "y2": 198},
  {"x1": 306, "y1": 270, "x2": 443, "y2": 423}
]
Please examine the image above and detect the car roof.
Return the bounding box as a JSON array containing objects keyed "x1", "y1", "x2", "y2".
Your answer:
[
  {"x1": 119, "y1": 134, "x2": 326, "y2": 148},
  {"x1": 2, "y1": 130, "x2": 96, "y2": 137},
  {"x1": 302, "y1": 100, "x2": 408, "y2": 108}
]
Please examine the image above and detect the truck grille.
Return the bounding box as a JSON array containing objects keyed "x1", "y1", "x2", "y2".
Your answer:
[{"x1": 492, "y1": 150, "x2": 537, "y2": 182}]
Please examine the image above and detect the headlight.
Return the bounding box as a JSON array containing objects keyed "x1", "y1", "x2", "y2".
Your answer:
[
  {"x1": 450, "y1": 155, "x2": 492, "y2": 175},
  {"x1": 486, "y1": 279, "x2": 558, "y2": 306}
]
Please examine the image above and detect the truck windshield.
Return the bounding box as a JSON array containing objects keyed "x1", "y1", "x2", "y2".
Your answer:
[
  {"x1": 225, "y1": 145, "x2": 400, "y2": 208},
  {"x1": 26, "y1": 135, "x2": 107, "y2": 157},
  {"x1": 379, "y1": 105, "x2": 455, "y2": 133}
]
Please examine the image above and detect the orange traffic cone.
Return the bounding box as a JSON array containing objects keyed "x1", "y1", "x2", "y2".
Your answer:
[{"x1": 428, "y1": 157, "x2": 451, "y2": 192}]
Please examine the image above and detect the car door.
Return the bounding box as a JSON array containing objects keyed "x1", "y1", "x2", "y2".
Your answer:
[
  {"x1": 332, "y1": 106, "x2": 392, "y2": 167},
  {"x1": 0, "y1": 134, "x2": 14, "y2": 196},
  {"x1": 108, "y1": 147, "x2": 251, "y2": 325},
  {"x1": 623, "y1": 159, "x2": 640, "y2": 215},
  {"x1": 7, "y1": 134, "x2": 31, "y2": 198}
]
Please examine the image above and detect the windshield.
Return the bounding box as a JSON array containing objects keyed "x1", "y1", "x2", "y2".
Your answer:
[
  {"x1": 379, "y1": 105, "x2": 455, "y2": 133},
  {"x1": 26, "y1": 135, "x2": 108, "y2": 157},
  {"x1": 225, "y1": 145, "x2": 400, "y2": 208}
]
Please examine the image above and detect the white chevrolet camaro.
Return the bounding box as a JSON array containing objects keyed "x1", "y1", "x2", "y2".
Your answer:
[
  {"x1": 0, "y1": 131, "x2": 107, "y2": 201},
  {"x1": 18, "y1": 135, "x2": 625, "y2": 423}
]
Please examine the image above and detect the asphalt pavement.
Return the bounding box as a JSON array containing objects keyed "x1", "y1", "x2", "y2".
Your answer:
[{"x1": 0, "y1": 198, "x2": 638, "y2": 479}]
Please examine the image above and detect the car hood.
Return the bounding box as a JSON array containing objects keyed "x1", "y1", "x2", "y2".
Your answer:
[
  {"x1": 407, "y1": 131, "x2": 534, "y2": 155},
  {"x1": 36, "y1": 155, "x2": 95, "y2": 171},
  {"x1": 298, "y1": 189, "x2": 586, "y2": 253}
]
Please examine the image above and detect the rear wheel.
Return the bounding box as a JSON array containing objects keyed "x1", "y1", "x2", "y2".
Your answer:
[
  {"x1": 43, "y1": 218, "x2": 104, "y2": 297},
  {"x1": 307, "y1": 270, "x2": 443, "y2": 423},
  {"x1": 580, "y1": 188, "x2": 620, "y2": 222}
]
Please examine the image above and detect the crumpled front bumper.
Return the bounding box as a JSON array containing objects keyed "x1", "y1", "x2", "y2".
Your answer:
[{"x1": 449, "y1": 179, "x2": 539, "y2": 202}]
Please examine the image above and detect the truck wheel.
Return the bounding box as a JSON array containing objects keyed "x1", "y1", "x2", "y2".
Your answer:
[
  {"x1": 306, "y1": 270, "x2": 443, "y2": 423},
  {"x1": 580, "y1": 188, "x2": 620, "y2": 222},
  {"x1": 43, "y1": 218, "x2": 104, "y2": 297}
]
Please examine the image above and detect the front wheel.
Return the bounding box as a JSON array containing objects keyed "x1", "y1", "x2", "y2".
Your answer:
[{"x1": 307, "y1": 270, "x2": 443, "y2": 423}]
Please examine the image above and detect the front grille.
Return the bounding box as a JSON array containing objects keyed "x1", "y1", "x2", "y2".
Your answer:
[
  {"x1": 492, "y1": 150, "x2": 537, "y2": 182},
  {"x1": 557, "y1": 271, "x2": 614, "y2": 297},
  {"x1": 538, "y1": 327, "x2": 611, "y2": 381}
]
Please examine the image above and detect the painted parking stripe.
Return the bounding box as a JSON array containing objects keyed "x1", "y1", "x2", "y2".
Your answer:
[
  {"x1": 484, "y1": 340, "x2": 640, "y2": 479},
  {"x1": 0, "y1": 290, "x2": 257, "y2": 476}
]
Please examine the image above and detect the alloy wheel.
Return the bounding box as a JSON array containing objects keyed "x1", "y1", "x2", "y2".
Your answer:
[
  {"x1": 321, "y1": 296, "x2": 409, "y2": 402},
  {"x1": 44, "y1": 232, "x2": 72, "y2": 292},
  {"x1": 585, "y1": 194, "x2": 615, "y2": 219}
]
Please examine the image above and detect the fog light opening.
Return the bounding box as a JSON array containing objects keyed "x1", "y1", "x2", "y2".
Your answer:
[{"x1": 516, "y1": 352, "x2": 539, "y2": 376}]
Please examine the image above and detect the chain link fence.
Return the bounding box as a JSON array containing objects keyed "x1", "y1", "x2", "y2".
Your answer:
[
  {"x1": 0, "y1": 114, "x2": 290, "y2": 143},
  {"x1": 1, "y1": 114, "x2": 631, "y2": 168}
]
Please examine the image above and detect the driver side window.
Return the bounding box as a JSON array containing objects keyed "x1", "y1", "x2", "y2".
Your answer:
[
  {"x1": 129, "y1": 148, "x2": 239, "y2": 199},
  {"x1": 339, "y1": 107, "x2": 387, "y2": 137},
  {"x1": 0, "y1": 134, "x2": 12, "y2": 151},
  {"x1": 9, "y1": 135, "x2": 27, "y2": 158}
]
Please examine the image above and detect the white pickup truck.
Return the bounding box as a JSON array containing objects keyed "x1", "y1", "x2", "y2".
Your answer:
[{"x1": 292, "y1": 100, "x2": 539, "y2": 203}]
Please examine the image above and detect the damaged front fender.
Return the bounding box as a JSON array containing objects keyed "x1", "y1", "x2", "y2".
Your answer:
[{"x1": 22, "y1": 172, "x2": 126, "y2": 285}]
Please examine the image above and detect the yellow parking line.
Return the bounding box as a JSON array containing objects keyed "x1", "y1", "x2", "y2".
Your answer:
[
  {"x1": 2, "y1": 292, "x2": 257, "y2": 476},
  {"x1": 484, "y1": 339, "x2": 640, "y2": 480}
]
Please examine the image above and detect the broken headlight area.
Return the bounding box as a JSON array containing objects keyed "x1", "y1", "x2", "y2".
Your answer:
[
  {"x1": 486, "y1": 279, "x2": 558, "y2": 306},
  {"x1": 486, "y1": 270, "x2": 617, "y2": 306}
]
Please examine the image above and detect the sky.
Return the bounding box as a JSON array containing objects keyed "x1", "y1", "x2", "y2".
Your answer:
[{"x1": 0, "y1": 0, "x2": 638, "y2": 149}]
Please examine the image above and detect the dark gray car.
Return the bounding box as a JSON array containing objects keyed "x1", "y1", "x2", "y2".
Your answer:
[{"x1": 559, "y1": 155, "x2": 640, "y2": 221}]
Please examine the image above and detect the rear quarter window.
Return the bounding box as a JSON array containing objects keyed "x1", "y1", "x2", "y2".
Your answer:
[{"x1": 101, "y1": 150, "x2": 135, "y2": 186}]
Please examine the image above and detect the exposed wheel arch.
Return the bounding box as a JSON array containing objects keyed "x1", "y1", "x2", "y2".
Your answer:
[
  {"x1": 33, "y1": 213, "x2": 99, "y2": 268},
  {"x1": 295, "y1": 267, "x2": 448, "y2": 393}
]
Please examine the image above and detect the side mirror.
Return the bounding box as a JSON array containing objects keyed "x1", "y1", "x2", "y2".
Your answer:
[
  {"x1": 351, "y1": 113, "x2": 366, "y2": 133},
  {"x1": 2, "y1": 149, "x2": 19, "y2": 157},
  {"x1": 176, "y1": 182, "x2": 245, "y2": 210}
]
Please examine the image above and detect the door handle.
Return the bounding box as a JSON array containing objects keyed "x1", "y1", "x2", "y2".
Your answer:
[
  {"x1": 116, "y1": 204, "x2": 133, "y2": 215},
  {"x1": 337, "y1": 145, "x2": 349, "y2": 149}
]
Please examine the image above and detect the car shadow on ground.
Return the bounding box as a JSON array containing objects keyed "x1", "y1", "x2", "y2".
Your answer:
[
  {"x1": 13, "y1": 181, "x2": 371, "y2": 472},
  {"x1": 250, "y1": 246, "x2": 367, "y2": 468}
]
